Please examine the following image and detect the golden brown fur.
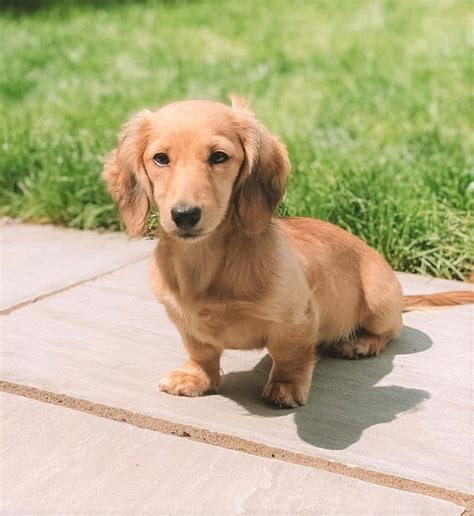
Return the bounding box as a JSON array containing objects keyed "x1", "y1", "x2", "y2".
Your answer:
[
  {"x1": 403, "y1": 291, "x2": 474, "y2": 311},
  {"x1": 103, "y1": 98, "x2": 474, "y2": 408}
]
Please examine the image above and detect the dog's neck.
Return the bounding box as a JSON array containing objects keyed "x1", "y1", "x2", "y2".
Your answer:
[{"x1": 156, "y1": 218, "x2": 279, "y2": 304}]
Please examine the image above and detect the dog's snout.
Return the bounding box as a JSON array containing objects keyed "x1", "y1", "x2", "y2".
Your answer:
[{"x1": 171, "y1": 203, "x2": 202, "y2": 229}]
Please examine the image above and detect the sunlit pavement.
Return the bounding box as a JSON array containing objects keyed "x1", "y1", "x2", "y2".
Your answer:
[{"x1": 1, "y1": 223, "x2": 472, "y2": 514}]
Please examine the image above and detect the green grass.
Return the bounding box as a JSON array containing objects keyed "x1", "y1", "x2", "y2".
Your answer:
[{"x1": 1, "y1": 0, "x2": 472, "y2": 279}]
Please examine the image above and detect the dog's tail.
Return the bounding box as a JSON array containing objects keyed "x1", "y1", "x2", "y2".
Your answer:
[{"x1": 403, "y1": 291, "x2": 474, "y2": 312}]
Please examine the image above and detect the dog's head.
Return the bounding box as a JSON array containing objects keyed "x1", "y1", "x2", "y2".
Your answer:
[{"x1": 103, "y1": 97, "x2": 290, "y2": 241}]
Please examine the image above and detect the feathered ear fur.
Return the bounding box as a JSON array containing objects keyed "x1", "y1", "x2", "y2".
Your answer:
[
  {"x1": 230, "y1": 96, "x2": 290, "y2": 235},
  {"x1": 102, "y1": 110, "x2": 152, "y2": 237}
]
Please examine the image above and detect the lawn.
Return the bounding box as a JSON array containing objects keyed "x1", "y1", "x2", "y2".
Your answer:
[{"x1": 1, "y1": 0, "x2": 472, "y2": 279}]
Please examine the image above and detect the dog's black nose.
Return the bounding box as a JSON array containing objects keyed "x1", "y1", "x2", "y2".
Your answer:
[{"x1": 171, "y1": 203, "x2": 202, "y2": 229}]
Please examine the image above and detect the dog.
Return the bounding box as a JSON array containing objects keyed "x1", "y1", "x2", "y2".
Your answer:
[{"x1": 103, "y1": 97, "x2": 474, "y2": 408}]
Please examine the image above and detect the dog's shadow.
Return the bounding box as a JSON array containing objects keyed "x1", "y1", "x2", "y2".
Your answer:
[{"x1": 219, "y1": 326, "x2": 431, "y2": 450}]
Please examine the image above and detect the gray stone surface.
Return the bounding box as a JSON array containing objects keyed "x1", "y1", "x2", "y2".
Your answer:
[
  {"x1": 0, "y1": 223, "x2": 154, "y2": 312},
  {"x1": 0, "y1": 392, "x2": 464, "y2": 515},
  {"x1": 2, "y1": 256, "x2": 472, "y2": 494}
]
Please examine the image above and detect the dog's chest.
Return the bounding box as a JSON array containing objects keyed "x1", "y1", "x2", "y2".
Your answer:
[
  {"x1": 174, "y1": 301, "x2": 267, "y2": 350},
  {"x1": 153, "y1": 247, "x2": 270, "y2": 350}
]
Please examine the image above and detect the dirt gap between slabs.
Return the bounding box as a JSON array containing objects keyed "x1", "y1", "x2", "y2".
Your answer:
[
  {"x1": 0, "y1": 256, "x2": 148, "y2": 316},
  {"x1": 1, "y1": 380, "x2": 472, "y2": 514}
]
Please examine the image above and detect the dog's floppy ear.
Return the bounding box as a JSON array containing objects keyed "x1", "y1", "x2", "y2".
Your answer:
[
  {"x1": 102, "y1": 110, "x2": 152, "y2": 237},
  {"x1": 231, "y1": 96, "x2": 290, "y2": 235}
]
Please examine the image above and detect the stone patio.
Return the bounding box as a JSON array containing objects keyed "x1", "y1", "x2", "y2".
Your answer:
[{"x1": 1, "y1": 223, "x2": 472, "y2": 514}]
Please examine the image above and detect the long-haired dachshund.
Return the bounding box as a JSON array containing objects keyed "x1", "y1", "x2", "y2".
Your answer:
[{"x1": 103, "y1": 97, "x2": 473, "y2": 408}]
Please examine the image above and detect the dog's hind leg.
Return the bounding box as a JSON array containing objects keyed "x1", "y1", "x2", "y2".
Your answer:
[
  {"x1": 328, "y1": 329, "x2": 392, "y2": 359},
  {"x1": 327, "y1": 300, "x2": 403, "y2": 360}
]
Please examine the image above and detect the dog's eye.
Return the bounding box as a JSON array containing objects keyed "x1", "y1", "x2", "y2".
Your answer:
[
  {"x1": 209, "y1": 151, "x2": 229, "y2": 165},
  {"x1": 153, "y1": 153, "x2": 170, "y2": 166}
]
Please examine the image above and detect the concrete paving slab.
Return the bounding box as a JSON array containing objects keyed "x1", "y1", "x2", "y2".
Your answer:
[
  {"x1": 1, "y1": 258, "x2": 473, "y2": 493},
  {"x1": 0, "y1": 223, "x2": 154, "y2": 312},
  {"x1": 0, "y1": 392, "x2": 464, "y2": 515}
]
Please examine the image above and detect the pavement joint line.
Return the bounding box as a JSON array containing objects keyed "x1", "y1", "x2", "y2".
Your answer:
[
  {"x1": 1, "y1": 380, "x2": 472, "y2": 513},
  {"x1": 0, "y1": 255, "x2": 150, "y2": 316}
]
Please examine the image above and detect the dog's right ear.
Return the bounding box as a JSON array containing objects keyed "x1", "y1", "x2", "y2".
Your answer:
[{"x1": 102, "y1": 110, "x2": 152, "y2": 237}]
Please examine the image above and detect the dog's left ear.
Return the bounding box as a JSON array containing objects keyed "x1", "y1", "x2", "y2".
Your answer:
[{"x1": 231, "y1": 96, "x2": 291, "y2": 235}]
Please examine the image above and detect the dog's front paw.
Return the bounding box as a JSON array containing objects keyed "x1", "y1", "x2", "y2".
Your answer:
[
  {"x1": 159, "y1": 369, "x2": 216, "y2": 397},
  {"x1": 262, "y1": 380, "x2": 308, "y2": 408}
]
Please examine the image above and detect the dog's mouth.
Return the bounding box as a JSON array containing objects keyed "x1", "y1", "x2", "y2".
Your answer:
[{"x1": 173, "y1": 230, "x2": 209, "y2": 242}]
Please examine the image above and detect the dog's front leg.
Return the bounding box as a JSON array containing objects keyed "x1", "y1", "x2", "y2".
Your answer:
[
  {"x1": 159, "y1": 334, "x2": 221, "y2": 397},
  {"x1": 262, "y1": 338, "x2": 317, "y2": 408}
]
